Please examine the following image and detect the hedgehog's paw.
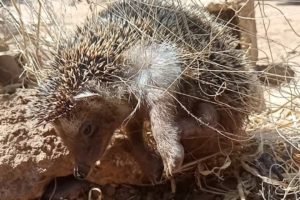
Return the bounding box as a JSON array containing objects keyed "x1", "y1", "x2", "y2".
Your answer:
[
  {"x1": 143, "y1": 153, "x2": 164, "y2": 184},
  {"x1": 159, "y1": 142, "x2": 184, "y2": 177}
]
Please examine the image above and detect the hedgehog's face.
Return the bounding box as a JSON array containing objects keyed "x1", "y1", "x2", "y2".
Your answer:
[{"x1": 52, "y1": 92, "x2": 130, "y2": 180}]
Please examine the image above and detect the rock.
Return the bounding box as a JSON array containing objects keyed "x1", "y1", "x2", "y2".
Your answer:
[
  {"x1": 0, "y1": 89, "x2": 72, "y2": 200},
  {"x1": 201, "y1": 0, "x2": 258, "y2": 64},
  {"x1": 0, "y1": 54, "x2": 23, "y2": 86},
  {"x1": 255, "y1": 63, "x2": 295, "y2": 86}
]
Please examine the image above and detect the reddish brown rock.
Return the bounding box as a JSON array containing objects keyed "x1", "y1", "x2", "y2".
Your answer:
[{"x1": 0, "y1": 54, "x2": 23, "y2": 86}]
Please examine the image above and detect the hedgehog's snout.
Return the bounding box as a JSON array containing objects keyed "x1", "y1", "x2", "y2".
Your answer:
[{"x1": 73, "y1": 165, "x2": 89, "y2": 180}]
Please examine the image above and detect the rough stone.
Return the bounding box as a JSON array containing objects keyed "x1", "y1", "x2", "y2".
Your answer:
[
  {"x1": 0, "y1": 54, "x2": 23, "y2": 86},
  {"x1": 202, "y1": 0, "x2": 258, "y2": 64}
]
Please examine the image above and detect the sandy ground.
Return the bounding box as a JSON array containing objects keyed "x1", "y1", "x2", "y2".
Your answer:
[
  {"x1": 254, "y1": 0, "x2": 300, "y2": 128},
  {"x1": 255, "y1": 0, "x2": 300, "y2": 64}
]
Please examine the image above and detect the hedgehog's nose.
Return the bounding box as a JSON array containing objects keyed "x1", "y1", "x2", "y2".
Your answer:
[{"x1": 73, "y1": 166, "x2": 88, "y2": 180}]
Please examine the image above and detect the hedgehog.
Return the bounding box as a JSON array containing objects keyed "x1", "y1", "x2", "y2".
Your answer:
[{"x1": 33, "y1": 0, "x2": 262, "y2": 181}]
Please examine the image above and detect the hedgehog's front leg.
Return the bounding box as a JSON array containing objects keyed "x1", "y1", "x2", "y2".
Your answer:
[
  {"x1": 147, "y1": 88, "x2": 184, "y2": 177},
  {"x1": 125, "y1": 117, "x2": 163, "y2": 182}
]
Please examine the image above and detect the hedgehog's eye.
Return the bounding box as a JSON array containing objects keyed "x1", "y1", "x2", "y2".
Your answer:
[{"x1": 81, "y1": 122, "x2": 97, "y2": 137}]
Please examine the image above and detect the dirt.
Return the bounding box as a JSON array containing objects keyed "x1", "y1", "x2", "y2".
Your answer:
[
  {"x1": 256, "y1": 0, "x2": 300, "y2": 65},
  {"x1": 0, "y1": 89, "x2": 72, "y2": 200},
  {"x1": 41, "y1": 175, "x2": 225, "y2": 200}
]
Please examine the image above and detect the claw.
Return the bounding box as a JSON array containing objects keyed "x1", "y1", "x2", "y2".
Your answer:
[{"x1": 160, "y1": 143, "x2": 184, "y2": 178}]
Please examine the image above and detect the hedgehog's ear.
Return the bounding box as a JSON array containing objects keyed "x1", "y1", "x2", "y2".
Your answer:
[{"x1": 73, "y1": 91, "x2": 100, "y2": 101}]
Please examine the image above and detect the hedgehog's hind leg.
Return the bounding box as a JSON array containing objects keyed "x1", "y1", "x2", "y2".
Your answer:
[
  {"x1": 126, "y1": 42, "x2": 184, "y2": 176},
  {"x1": 147, "y1": 89, "x2": 184, "y2": 177},
  {"x1": 179, "y1": 102, "x2": 220, "y2": 138},
  {"x1": 125, "y1": 117, "x2": 163, "y2": 183}
]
